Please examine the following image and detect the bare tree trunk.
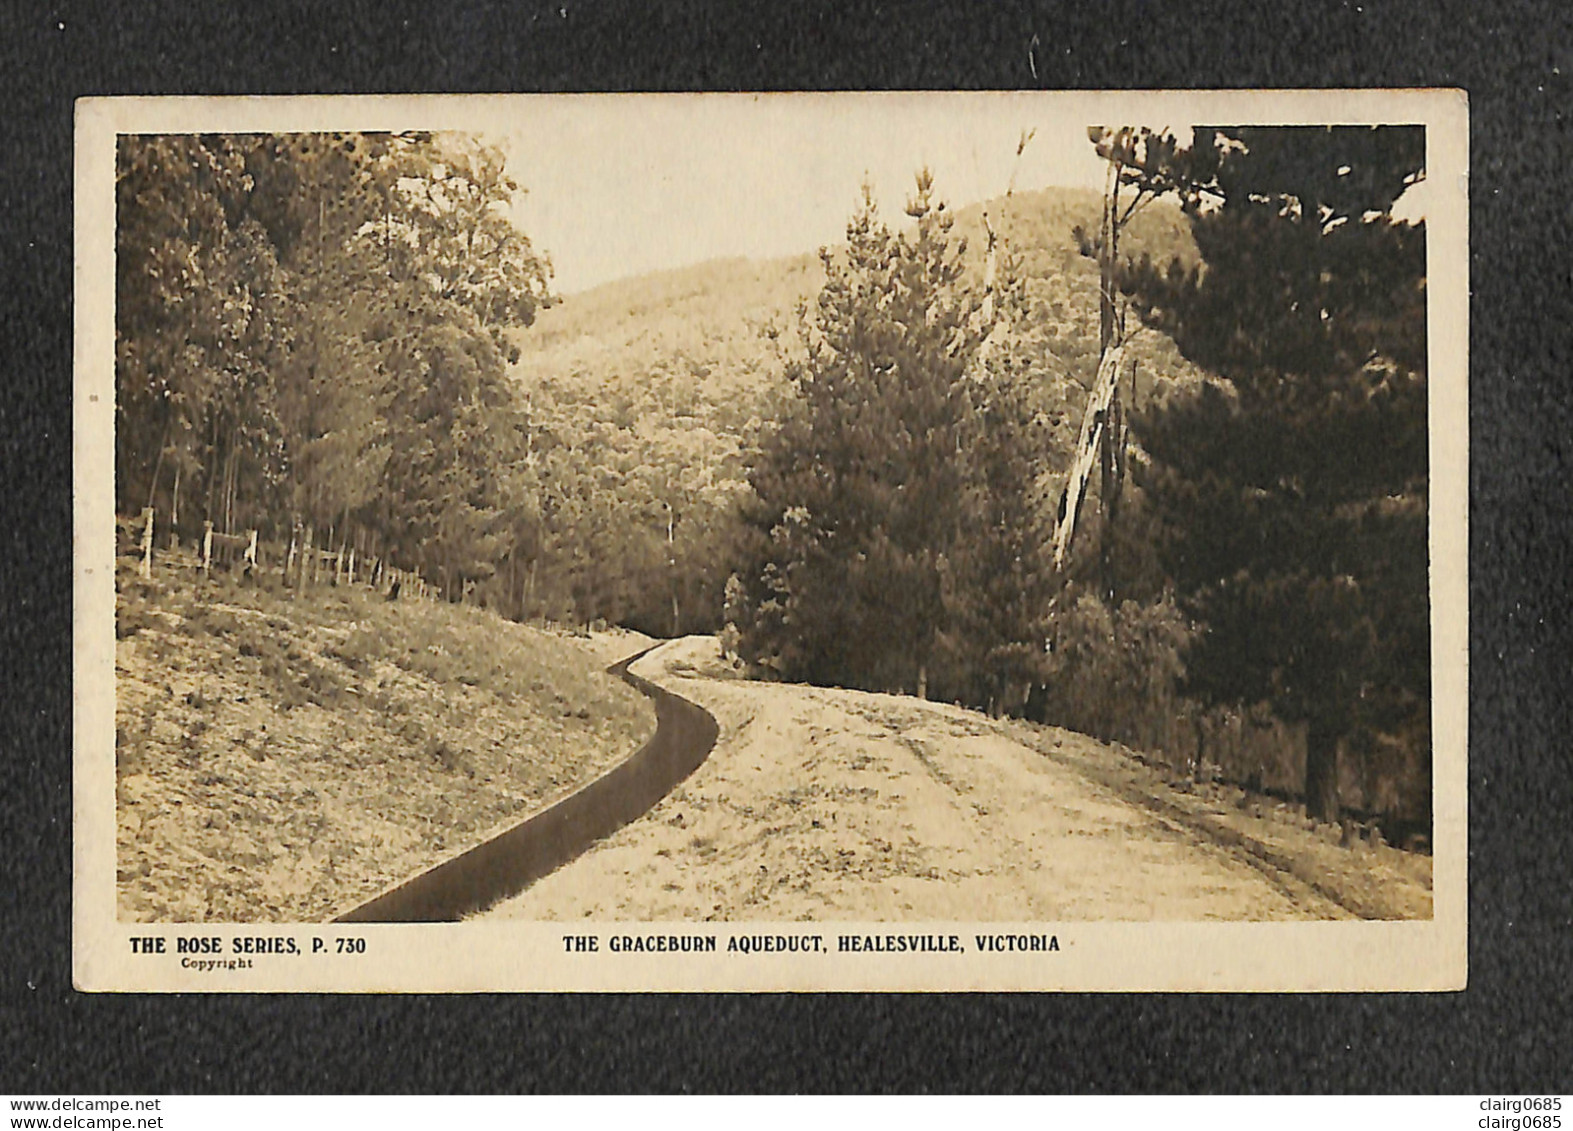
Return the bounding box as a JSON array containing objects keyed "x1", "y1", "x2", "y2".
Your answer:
[
  {"x1": 1099, "y1": 391, "x2": 1125, "y2": 604},
  {"x1": 1094, "y1": 150, "x2": 1127, "y2": 601},
  {"x1": 1100, "y1": 158, "x2": 1117, "y2": 354},
  {"x1": 1050, "y1": 344, "x2": 1126, "y2": 571},
  {"x1": 223, "y1": 437, "x2": 240, "y2": 535},
  {"x1": 144, "y1": 411, "x2": 173, "y2": 514},
  {"x1": 202, "y1": 414, "x2": 219, "y2": 526},
  {"x1": 507, "y1": 548, "x2": 517, "y2": 620}
]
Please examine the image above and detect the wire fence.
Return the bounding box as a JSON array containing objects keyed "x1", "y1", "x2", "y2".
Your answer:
[{"x1": 116, "y1": 508, "x2": 436, "y2": 601}]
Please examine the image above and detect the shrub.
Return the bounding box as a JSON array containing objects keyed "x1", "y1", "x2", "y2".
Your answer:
[{"x1": 1037, "y1": 588, "x2": 1191, "y2": 750}]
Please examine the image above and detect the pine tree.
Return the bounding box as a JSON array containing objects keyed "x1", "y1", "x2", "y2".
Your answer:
[
  {"x1": 735, "y1": 173, "x2": 983, "y2": 695},
  {"x1": 1125, "y1": 126, "x2": 1429, "y2": 824},
  {"x1": 940, "y1": 366, "x2": 1054, "y2": 713}
]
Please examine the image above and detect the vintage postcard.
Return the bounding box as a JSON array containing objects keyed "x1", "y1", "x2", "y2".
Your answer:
[{"x1": 74, "y1": 91, "x2": 1467, "y2": 992}]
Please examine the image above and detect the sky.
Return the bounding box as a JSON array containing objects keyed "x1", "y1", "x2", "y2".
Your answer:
[
  {"x1": 491, "y1": 98, "x2": 1431, "y2": 295},
  {"x1": 493, "y1": 95, "x2": 1122, "y2": 295}
]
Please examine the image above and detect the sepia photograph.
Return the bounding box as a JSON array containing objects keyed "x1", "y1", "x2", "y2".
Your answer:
[{"x1": 73, "y1": 91, "x2": 1467, "y2": 991}]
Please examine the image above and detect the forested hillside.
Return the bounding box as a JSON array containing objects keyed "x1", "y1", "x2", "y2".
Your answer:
[
  {"x1": 117, "y1": 133, "x2": 1201, "y2": 640},
  {"x1": 503, "y1": 184, "x2": 1208, "y2": 639},
  {"x1": 514, "y1": 185, "x2": 1200, "y2": 419}
]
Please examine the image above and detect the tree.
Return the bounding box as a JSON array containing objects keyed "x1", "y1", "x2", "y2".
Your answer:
[
  {"x1": 1123, "y1": 126, "x2": 1429, "y2": 824},
  {"x1": 939, "y1": 364, "x2": 1055, "y2": 714},
  {"x1": 115, "y1": 132, "x2": 555, "y2": 599},
  {"x1": 1058, "y1": 127, "x2": 1216, "y2": 596},
  {"x1": 733, "y1": 173, "x2": 984, "y2": 695},
  {"x1": 115, "y1": 135, "x2": 285, "y2": 530}
]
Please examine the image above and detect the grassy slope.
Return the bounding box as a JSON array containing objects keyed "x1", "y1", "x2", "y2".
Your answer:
[{"x1": 115, "y1": 565, "x2": 656, "y2": 923}]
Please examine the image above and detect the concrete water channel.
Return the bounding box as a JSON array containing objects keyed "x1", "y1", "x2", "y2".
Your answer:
[{"x1": 335, "y1": 646, "x2": 718, "y2": 922}]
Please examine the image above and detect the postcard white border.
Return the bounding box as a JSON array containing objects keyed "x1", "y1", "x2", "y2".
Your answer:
[{"x1": 74, "y1": 90, "x2": 1467, "y2": 992}]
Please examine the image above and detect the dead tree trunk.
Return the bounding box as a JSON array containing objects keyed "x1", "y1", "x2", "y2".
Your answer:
[{"x1": 1050, "y1": 344, "x2": 1126, "y2": 571}]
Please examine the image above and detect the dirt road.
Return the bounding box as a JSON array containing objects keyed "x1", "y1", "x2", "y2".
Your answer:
[{"x1": 488, "y1": 637, "x2": 1408, "y2": 922}]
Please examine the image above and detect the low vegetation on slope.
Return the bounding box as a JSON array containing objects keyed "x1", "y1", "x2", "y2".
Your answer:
[{"x1": 114, "y1": 565, "x2": 655, "y2": 922}]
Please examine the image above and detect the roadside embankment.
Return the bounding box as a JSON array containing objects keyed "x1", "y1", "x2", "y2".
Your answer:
[{"x1": 114, "y1": 566, "x2": 655, "y2": 922}]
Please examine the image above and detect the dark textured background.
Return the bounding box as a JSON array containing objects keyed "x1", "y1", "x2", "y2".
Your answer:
[{"x1": 2, "y1": 0, "x2": 1569, "y2": 1094}]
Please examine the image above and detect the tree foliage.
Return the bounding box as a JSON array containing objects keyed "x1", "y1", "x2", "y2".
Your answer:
[
  {"x1": 729, "y1": 174, "x2": 1056, "y2": 706},
  {"x1": 1121, "y1": 126, "x2": 1430, "y2": 823},
  {"x1": 116, "y1": 132, "x2": 553, "y2": 599}
]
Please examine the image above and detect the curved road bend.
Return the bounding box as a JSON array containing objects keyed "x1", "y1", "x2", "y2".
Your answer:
[{"x1": 334, "y1": 643, "x2": 718, "y2": 923}]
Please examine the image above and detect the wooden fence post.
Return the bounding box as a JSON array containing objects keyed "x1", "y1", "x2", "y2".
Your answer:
[
  {"x1": 139, "y1": 507, "x2": 154, "y2": 578},
  {"x1": 285, "y1": 528, "x2": 298, "y2": 585}
]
